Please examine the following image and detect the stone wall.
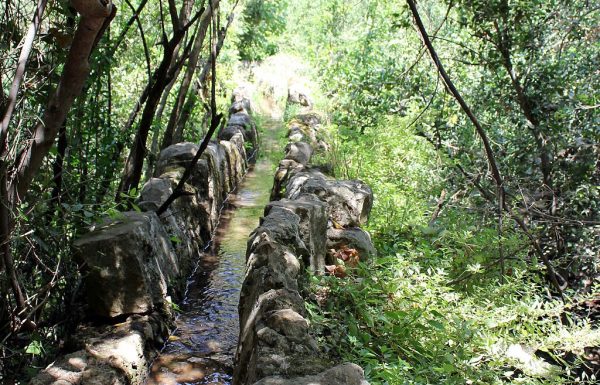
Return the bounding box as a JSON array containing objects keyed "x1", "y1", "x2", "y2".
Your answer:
[
  {"x1": 233, "y1": 98, "x2": 374, "y2": 385},
  {"x1": 29, "y1": 89, "x2": 257, "y2": 385}
]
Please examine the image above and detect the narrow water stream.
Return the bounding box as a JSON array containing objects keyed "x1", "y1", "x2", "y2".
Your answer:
[{"x1": 147, "y1": 117, "x2": 282, "y2": 385}]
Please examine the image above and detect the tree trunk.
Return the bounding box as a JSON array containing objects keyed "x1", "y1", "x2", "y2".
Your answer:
[
  {"x1": 161, "y1": 1, "x2": 217, "y2": 150},
  {"x1": 48, "y1": 120, "x2": 68, "y2": 213},
  {"x1": 116, "y1": 0, "x2": 206, "y2": 200},
  {"x1": 174, "y1": 8, "x2": 237, "y2": 141},
  {"x1": 9, "y1": 1, "x2": 115, "y2": 202},
  {"x1": 0, "y1": 0, "x2": 115, "y2": 331},
  {"x1": 0, "y1": 0, "x2": 47, "y2": 149}
]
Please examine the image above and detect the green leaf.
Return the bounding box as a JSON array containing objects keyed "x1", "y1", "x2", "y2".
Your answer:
[
  {"x1": 427, "y1": 319, "x2": 445, "y2": 331},
  {"x1": 25, "y1": 339, "x2": 44, "y2": 356}
]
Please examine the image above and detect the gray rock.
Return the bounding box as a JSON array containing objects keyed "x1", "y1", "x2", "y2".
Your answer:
[
  {"x1": 74, "y1": 212, "x2": 178, "y2": 318},
  {"x1": 327, "y1": 227, "x2": 376, "y2": 263},
  {"x1": 145, "y1": 168, "x2": 212, "y2": 248},
  {"x1": 221, "y1": 136, "x2": 247, "y2": 190},
  {"x1": 287, "y1": 127, "x2": 305, "y2": 143},
  {"x1": 287, "y1": 122, "x2": 317, "y2": 146},
  {"x1": 28, "y1": 350, "x2": 129, "y2": 385},
  {"x1": 29, "y1": 314, "x2": 167, "y2": 385},
  {"x1": 138, "y1": 177, "x2": 176, "y2": 215},
  {"x1": 287, "y1": 175, "x2": 373, "y2": 228},
  {"x1": 284, "y1": 142, "x2": 313, "y2": 166},
  {"x1": 200, "y1": 147, "x2": 224, "y2": 228},
  {"x1": 235, "y1": 287, "x2": 323, "y2": 385},
  {"x1": 155, "y1": 143, "x2": 213, "y2": 199},
  {"x1": 295, "y1": 112, "x2": 322, "y2": 127},
  {"x1": 139, "y1": 180, "x2": 196, "y2": 284},
  {"x1": 270, "y1": 159, "x2": 307, "y2": 201},
  {"x1": 249, "y1": 206, "x2": 309, "y2": 259},
  {"x1": 252, "y1": 363, "x2": 369, "y2": 385},
  {"x1": 232, "y1": 86, "x2": 253, "y2": 114},
  {"x1": 155, "y1": 142, "x2": 198, "y2": 174},
  {"x1": 266, "y1": 197, "x2": 327, "y2": 273},
  {"x1": 219, "y1": 112, "x2": 258, "y2": 151},
  {"x1": 207, "y1": 141, "x2": 231, "y2": 197},
  {"x1": 219, "y1": 125, "x2": 245, "y2": 142},
  {"x1": 230, "y1": 100, "x2": 249, "y2": 115},
  {"x1": 244, "y1": 237, "x2": 302, "y2": 294},
  {"x1": 266, "y1": 309, "x2": 309, "y2": 343},
  {"x1": 229, "y1": 111, "x2": 254, "y2": 129},
  {"x1": 288, "y1": 85, "x2": 312, "y2": 107},
  {"x1": 284, "y1": 169, "x2": 328, "y2": 201}
]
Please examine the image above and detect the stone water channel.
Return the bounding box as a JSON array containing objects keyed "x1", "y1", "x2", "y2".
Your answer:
[{"x1": 146, "y1": 117, "x2": 283, "y2": 385}]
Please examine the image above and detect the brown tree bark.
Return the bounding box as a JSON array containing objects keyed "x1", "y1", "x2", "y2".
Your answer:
[
  {"x1": 0, "y1": 0, "x2": 48, "y2": 330},
  {"x1": 10, "y1": 0, "x2": 115, "y2": 202},
  {"x1": 117, "y1": 4, "x2": 205, "y2": 200},
  {"x1": 161, "y1": 0, "x2": 217, "y2": 150},
  {"x1": 48, "y1": 120, "x2": 68, "y2": 212},
  {"x1": 156, "y1": 7, "x2": 222, "y2": 216},
  {"x1": 173, "y1": 6, "x2": 238, "y2": 141},
  {"x1": 0, "y1": 0, "x2": 115, "y2": 331},
  {"x1": 493, "y1": 20, "x2": 553, "y2": 190},
  {"x1": 0, "y1": 0, "x2": 47, "y2": 149}
]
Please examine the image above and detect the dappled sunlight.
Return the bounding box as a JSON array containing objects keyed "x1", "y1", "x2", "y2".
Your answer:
[{"x1": 150, "y1": 117, "x2": 285, "y2": 384}]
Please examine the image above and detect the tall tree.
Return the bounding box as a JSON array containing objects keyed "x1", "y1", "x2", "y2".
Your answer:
[
  {"x1": 0, "y1": 0, "x2": 115, "y2": 330},
  {"x1": 117, "y1": 0, "x2": 204, "y2": 200},
  {"x1": 160, "y1": 0, "x2": 218, "y2": 150}
]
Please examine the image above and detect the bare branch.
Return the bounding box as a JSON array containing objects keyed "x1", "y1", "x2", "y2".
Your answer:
[{"x1": 0, "y1": 0, "x2": 47, "y2": 152}]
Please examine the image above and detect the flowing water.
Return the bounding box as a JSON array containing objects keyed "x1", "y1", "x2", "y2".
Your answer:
[{"x1": 147, "y1": 117, "x2": 282, "y2": 385}]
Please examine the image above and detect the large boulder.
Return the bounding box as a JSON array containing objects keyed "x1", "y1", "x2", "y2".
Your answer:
[
  {"x1": 270, "y1": 159, "x2": 307, "y2": 201},
  {"x1": 284, "y1": 169, "x2": 328, "y2": 200},
  {"x1": 219, "y1": 125, "x2": 245, "y2": 142},
  {"x1": 230, "y1": 100, "x2": 250, "y2": 115},
  {"x1": 74, "y1": 212, "x2": 178, "y2": 318},
  {"x1": 248, "y1": 206, "x2": 309, "y2": 259},
  {"x1": 229, "y1": 111, "x2": 255, "y2": 130},
  {"x1": 207, "y1": 141, "x2": 231, "y2": 198},
  {"x1": 242, "y1": 235, "x2": 303, "y2": 310},
  {"x1": 235, "y1": 289, "x2": 325, "y2": 385},
  {"x1": 140, "y1": 172, "x2": 212, "y2": 249},
  {"x1": 138, "y1": 177, "x2": 172, "y2": 211},
  {"x1": 220, "y1": 112, "x2": 258, "y2": 151},
  {"x1": 287, "y1": 122, "x2": 317, "y2": 146},
  {"x1": 221, "y1": 134, "x2": 247, "y2": 190},
  {"x1": 266, "y1": 196, "x2": 327, "y2": 273},
  {"x1": 286, "y1": 174, "x2": 373, "y2": 228},
  {"x1": 284, "y1": 142, "x2": 313, "y2": 166},
  {"x1": 155, "y1": 142, "x2": 213, "y2": 198},
  {"x1": 155, "y1": 142, "x2": 198, "y2": 174},
  {"x1": 29, "y1": 314, "x2": 168, "y2": 385},
  {"x1": 232, "y1": 86, "x2": 253, "y2": 115},
  {"x1": 295, "y1": 112, "x2": 322, "y2": 127},
  {"x1": 200, "y1": 147, "x2": 224, "y2": 227}
]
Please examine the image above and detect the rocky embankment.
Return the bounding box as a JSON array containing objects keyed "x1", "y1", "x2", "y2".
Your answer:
[
  {"x1": 233, "y1": 91, "x2": 374, "y2": 385},
  {"x1": 29, "y1": 89, "x2": 257, "y2": 385}
]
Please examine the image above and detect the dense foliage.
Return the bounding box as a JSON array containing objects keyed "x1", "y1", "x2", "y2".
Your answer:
[
  {"x1": 280, "y1": 0, "x2": 599, "y2": 383},
  {"x1": 0, "y1": 0, "x2": 246, "y2": 380},
  {"x1": 237, "y1": 0, "x2": 287, "y2": 61},
  {"x1": 0, "y1": 0, "x2": 598, "y2": 383}
]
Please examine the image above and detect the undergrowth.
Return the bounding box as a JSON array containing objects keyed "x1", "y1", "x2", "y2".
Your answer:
[
  {"x1": 308, "y1": 249, "x2": 600, "y2": 384},
  {"x1": 307, "y1": 115, "x2": 600, "y2": 384}
]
